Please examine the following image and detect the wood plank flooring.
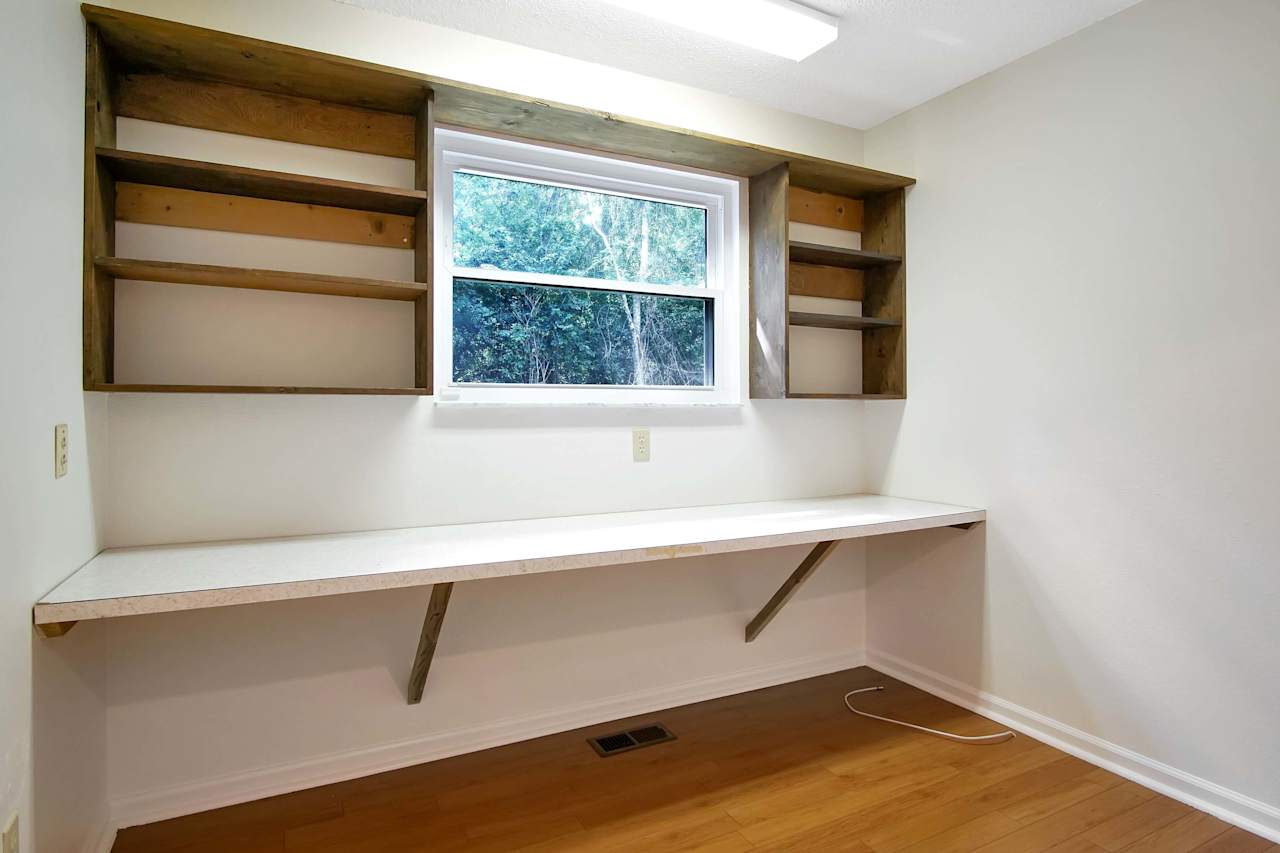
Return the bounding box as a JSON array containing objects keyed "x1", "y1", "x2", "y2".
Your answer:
[{"x1": 111, "y1": 668, "x2": 1273, "y2": 852}]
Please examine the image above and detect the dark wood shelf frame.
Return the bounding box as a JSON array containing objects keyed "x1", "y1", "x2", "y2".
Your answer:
[
  {"x1": 96, "y1": 148, "x2": 427, "y2": 215},
  {"x1": 788, "y1": 241, "x2": 902, "y2": 270},
  {"x1": 81, "y1": 5, "x2": 913, "y2": 399},
  {"x1": 83, "y1": 5, "x2": 914, "y2": 199},
  {"x1": 82, "y1": 13, "x2": 436, "y2": 394},
  {"x1": 750, "y1": 169, "x2": 908, "y2": 400},
  {"x1": 96, "y1": 257, "x2": 427, "y2": 301},
  {"x1": 786, "y1": 393, "x2": 907, "y2": 400},
  {"x1": 788, "y1": 312, "x2": 901, "y2": 331},
  {"x1": 87, "y1": 384, "x2": 430, "y2": 395}
]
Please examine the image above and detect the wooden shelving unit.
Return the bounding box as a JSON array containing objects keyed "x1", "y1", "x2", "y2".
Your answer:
[
  {"x1": 788, "y1": 312, "x2": 900, "y2": 331},
  {"x1": 81, "y1": 5, "x2": 914, "y2": 399},
  {"x1": 788, "y1": 242, "x2": 902, "y2": 270},
  {"x1": 94, "y1": 258, "x2": 429, "y2": 301},
  {"x1": 749, "y1": 167, "x2": 910, "y2": 400},
  {"x1": 96, "y1": 149, "x2": 428, "y2": 215},
  {"x1": 88, "y1": 384, "x2": 430, "y2": 395},
  {"x1": 82, "y1": 11, "x2": 435, "y2": 395}
]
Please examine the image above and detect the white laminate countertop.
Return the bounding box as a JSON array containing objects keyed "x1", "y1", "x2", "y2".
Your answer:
[{"x1": 34, "y1": 494, "x2": 984, "y2": 625}]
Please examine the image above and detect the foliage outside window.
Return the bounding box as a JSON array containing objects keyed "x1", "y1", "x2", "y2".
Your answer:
[{"x1": 435, "y1": 130, "x2": 740, "y2": 405}]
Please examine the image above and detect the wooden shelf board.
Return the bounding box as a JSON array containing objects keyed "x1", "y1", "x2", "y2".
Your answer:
[
  {"x1": 88, "y1": 384, "x2": 430, "y2": 395},
  {"x1": 789, "y1": 312, "x2": 900, "y2": 331},
  {"x1": 97, "y1": 148, "x2": 427, "y2": 215},
  {"x1": 787, "y1": 393, "x2": 907, "y2": 400},
  {"x1": 82, "y1": 5, "x2": 914, "y2": 198},
  {"x1": 34, "y1": 494, "x2": 983, "y2": 625},
  {"x1": 789, "y1": 242, "x2": 903, "y2": 270},
  {"x1": 96, "y1": 257, "x2": 427, "y2": 301}
]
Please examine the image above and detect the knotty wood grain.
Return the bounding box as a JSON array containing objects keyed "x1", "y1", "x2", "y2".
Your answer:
[
  {"x1": 115, "y1": 184, "x2": 416, "y2": 248},
  {"x1": 789, "y1": 262, "x2": 865, "y2": 301},
  {"x1": 116, "y1": 73, "x2": 415, "y2": 158},
  {"x1": 790, "y1": 186, "x2": 864, "y2": 231}
]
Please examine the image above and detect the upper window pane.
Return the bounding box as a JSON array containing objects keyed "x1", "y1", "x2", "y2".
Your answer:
[{"x1": 452, "y1": 171, "x2": 708, "y2": 287}]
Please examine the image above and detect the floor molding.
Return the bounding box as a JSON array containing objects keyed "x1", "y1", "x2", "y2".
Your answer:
[
  {"x1": 867, "y1": 648, "x2": 1280, "y2": 844},
  {"x1": 110, "y1": 647, "x2": 866, "y2": 829},
  {"x1": 83, "y1": 817, "x2": 116, "y2": 853}
]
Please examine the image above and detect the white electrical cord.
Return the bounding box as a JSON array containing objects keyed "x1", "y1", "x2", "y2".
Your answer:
[{"x1": 843, "y1": 686, "x2": 1016, "y2": 744}]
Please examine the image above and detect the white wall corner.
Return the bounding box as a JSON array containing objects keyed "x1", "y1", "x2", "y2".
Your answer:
[
  {"x1": 867, "y1": 649, "x2": 1280, "y2": 844},
  {"x1": 83, "y1": 819, "x2": 117, "y2": 853}
]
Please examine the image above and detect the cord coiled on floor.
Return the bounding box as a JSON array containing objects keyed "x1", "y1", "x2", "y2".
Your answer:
[{"x1": 844, "y1": 686, "x2": 1016, "y2": 744}]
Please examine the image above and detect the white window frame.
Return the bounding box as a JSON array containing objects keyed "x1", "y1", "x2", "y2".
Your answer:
[{"x1": 433, "y1": 127, "x2": 741, "y2": 406}]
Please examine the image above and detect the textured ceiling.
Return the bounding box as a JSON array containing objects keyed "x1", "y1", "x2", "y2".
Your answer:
[{"x1": 334, "y1": 0, "x2": 1142, "y2": 129}]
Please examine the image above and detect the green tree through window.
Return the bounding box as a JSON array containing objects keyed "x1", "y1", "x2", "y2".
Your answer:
[{"x1": 452, "y1": 172, "x2": 711, "y2": 386}]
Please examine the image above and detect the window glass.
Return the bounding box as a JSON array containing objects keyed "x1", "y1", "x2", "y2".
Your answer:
[
  {"x1": 453, "y1": 172, "x2": 708, "y2": 288},
  {"x1": 453, "y1": 278, "x2": 710, "y2": 386}
]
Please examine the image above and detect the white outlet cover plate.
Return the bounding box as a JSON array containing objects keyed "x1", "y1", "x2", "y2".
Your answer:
[{"x1": 632, "y1": 428, "x2": 650, "y2": 462}]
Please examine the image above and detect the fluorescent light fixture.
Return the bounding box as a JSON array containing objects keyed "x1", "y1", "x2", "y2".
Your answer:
[{"x1": 600, "y1": 0, "x2": 839, "y2": 61}]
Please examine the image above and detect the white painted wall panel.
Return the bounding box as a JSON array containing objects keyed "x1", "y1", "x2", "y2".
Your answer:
[{"x1": 863, "y1": 0, "x2": 1280, "y2": 823}]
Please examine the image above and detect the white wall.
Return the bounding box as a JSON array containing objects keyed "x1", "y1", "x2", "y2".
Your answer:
[
  {"x1": 95, "y1": 0, "x2": 872, "y2": 823},
  {"x1": 862, "y1": 0, "x2": 1280, "y2": 835},
  {"x1": 0, "y1": 2, "x2": 111, "y2": 851}
]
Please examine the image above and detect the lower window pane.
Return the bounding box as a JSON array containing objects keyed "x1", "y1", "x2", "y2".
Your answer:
[{"x1": 453, "y1": 278, "x2": 711, "y2": 386}]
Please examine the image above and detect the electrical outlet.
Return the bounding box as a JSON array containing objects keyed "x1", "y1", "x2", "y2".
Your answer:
[
  {"x1": 632, "y1": 427, "x2": 651, "y2": 462},
  {"x1": 54, "y1": 424, "x2": 69, "y2": 479},
  {"x1": 2, "y1": 812, "x2": 18, "y2": 853}
]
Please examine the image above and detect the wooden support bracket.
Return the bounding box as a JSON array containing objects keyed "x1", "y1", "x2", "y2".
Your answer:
[
  {"x1": 36, "y1": 620, "x2": 79, "y2": 638},
  {"x1": 745, "y1": 541, "x2": 840, "y2": 643},
  {"x1": 407, "y1": 582, "x2": 453, "y2": 705}
]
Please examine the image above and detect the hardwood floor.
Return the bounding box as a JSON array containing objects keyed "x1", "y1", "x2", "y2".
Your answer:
[{"x1": 111, "y1": 668, "x2": 1274, "y2": 852}]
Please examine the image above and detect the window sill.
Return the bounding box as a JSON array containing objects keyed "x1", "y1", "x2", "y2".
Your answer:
[{"x1": 433, "y1": 399, "x2": 745, "y2": 409}]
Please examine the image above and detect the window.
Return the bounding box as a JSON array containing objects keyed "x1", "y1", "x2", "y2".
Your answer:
[{"x1": 434, "y1": 129, "x2": 741, "y2": 404}]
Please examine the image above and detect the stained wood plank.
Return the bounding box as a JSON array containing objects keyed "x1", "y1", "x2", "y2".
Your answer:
[
  {"x1": 862, "y1": 188, "x2": 907, "y2": 396},
  {"x1": 407, "y1": 583, "x2": 452, "y2": 704},
  {"x1": 745, "y1": 540, "x2": 840, "y2": 641},
  {"x1": 789, "y1": 261, "x2": 865, "y2": 301},
  {"x1": 748, "y1": 163, "x2": 790, "y2": 399},
  {"x1": 98, "y1": 148, "x2": 426, "y2": 214},
  {"x1": 115, "y1": 73, "x2": 415, "y2": 158},
  {"x1": 790, "y1": 312, "x2": 900, "y2": 331},
  {"x1": 88, "y1": 384, "x2": 429, "y2": 396},
  {"x1": 1189, "y1": 828, "x2": 1278, "y2": 853},
  {"x1": 737, "y1": 748, "x2": 1060, "y2": 848},
  {"x1": 1083, "y1": 795, "x2": 1192, "y2": 850},
  {"x1": 96, "y1": 257, "x2": 425, "y2": 301},
  {"x1": 84, "y1": 6, "x2": 914, "y2": 197},
  {"x1": 790, "y1": 186, "x2": 864, "y2": 231},
  {"x1": 84, "y1": 25, "x2": 116, "y2": 389},
  {"x1": 969, "y1": 784, "x2": 1154, "y2": 853},
  {"x1": 786, "y1": 393, "x2": 906, "y2": 400},
  {"x1": 790, "y1": 241, "x2": 902, "y2": 270},
  {"x1": 1121, "y1": 811, "x2": 1233, "y2": 852},
  {"x1": 115, "y1": 184, "x2": 416, "y2": 248},
  {"x1": 859, "y1": 756, "x2": 1099, "y2": 852},
  {"x1": 413, "y1": 92, "x2": 434, "y2": 392}
]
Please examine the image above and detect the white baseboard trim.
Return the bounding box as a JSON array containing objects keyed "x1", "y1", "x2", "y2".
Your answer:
[
  {"x1": 82, "y1": 816, "x2": 116, "y2": 853},
  {"x1": 110, "y1": 648, "x2": 866, "y2": 829},
  {"x1": 867, "y1": 649, "x2": 1280, "y2": 844}
]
